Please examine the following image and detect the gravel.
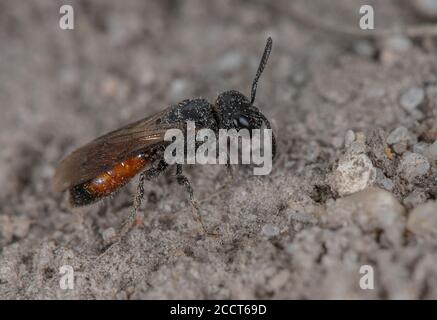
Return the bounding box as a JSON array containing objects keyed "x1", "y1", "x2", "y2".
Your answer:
[
  {"x1": 320, "y1": 187, "x2": 405, "y2": 234},
  {"x1": 383, "y1": 35, "x2": 413, "y2": 53},
  {"x1": 400, "y1": 87, "x2": 425, "y2": 113},
  {"x1": 328, "y1": 134, "x2": 376, "y2": 196},
  {"x1": 328, "y1": 153, "x2": 376, "y2": 196},
  {"x1": 412, "y1": 0, "x2": 437, "y2": 19},
  {"x1": 403, "y1": 190, "x2": 428, "y2": 210},
  {"x1": 387, "y1": 126, "x2": 416, "y2": 154},
  {"x1": 261, "y1": 224, "x2": 280, "y2": 238},
  {"x1": 424, "y1": 141, "x2": 437, "y2": 164},
  {"x1": 407, "y1": 201, "x2": 437, "y2": 238},
  {"x1": 397, "y1": 152, "x2": 431, "y2": 182},
  {"x1": 413, "y1": 142, "x2": 430, "y2": 155}
]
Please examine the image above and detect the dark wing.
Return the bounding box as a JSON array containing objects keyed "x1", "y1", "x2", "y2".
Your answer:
[{"x1": 53, "y1": 107, "x2": 181, "y2": 192}]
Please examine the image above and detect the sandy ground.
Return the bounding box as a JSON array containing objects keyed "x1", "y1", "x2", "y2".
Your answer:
[{"x1": 1, "y1": 0, "x2": 437, "y2": 299}]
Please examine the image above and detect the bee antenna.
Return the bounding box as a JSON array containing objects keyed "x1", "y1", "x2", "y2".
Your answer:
[{"x1": 250, "y1": 37, "x2": 273, "y2": 105}]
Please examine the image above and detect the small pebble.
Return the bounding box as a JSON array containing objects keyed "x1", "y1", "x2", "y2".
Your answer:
[
  {"x1": 407, "y1": 200, "x2": 437, "y2": 237},
  {"x1": 216, "y1": 51, "x2": 242, "y2": 72},
  {"x1": 397, "y1": 152, "x2": 430, "y2": 182},
  {"x1": 387, "y1": 126, "x2": 415, "y2": 154},
  {"x1": 353, "y1": 41, "x2": 375, "y2": 57},
  {"x1": 332, "y1": 136, "x2": 344, "y2": 149},
  {"x1": 169, "y1": 78, "x2": 190, "y2": 100},
  {"x1": 321, "y1": 188, "x2": 405, "y2": 233},
  {"x1": 329, "y1": 153, "x2": 376, "y2": 196},
  {"x1": 261, "y1": 224, "x2": 280, "y2": 238},
  {"x1": 403, "y1": 190, "x2": 428, "y2": 209},
  {"x1": 413, "y1": 142, "x2": 430, "y2": 155},
  {"x1": 268, "y1": 270, "x2": 290, "y2": 290},
  {"x1": 102, "y1": 227, "x2": 117, "y2": 243},
  {"x1": 421, "y1": 127, "x2": 437, "y2": 143},
  {"x1": 425, "y1": 84, "x2": 437, "y2": 100},
  {"x1": 0, "y1": 216, "x2": 32, "y2": 242},
  {"x1": 344, "y1": 130, "x2": 355, "y2": 148},
  {"x1": 384, "y1": 35, "x2": 412, "y2": 52},
  {"x1": 423, "y1": 141, "x2": 437, "y2": 164},
  {"x1": 400, "y1": 87, "x2": 425, "y2": 113},
  {"x1": 387, "y1": 126, "x2": 412, "y2": 145},
  {"x1": 412, "y1": 0, "x2": 437, "y2": 20},
  {"x1": 393, "y1": 142, "x2": 408, "y2": 154},
  {"x1": 381, "y1": 178, "x2": 394, "y2": 191},
  {"x1": 380, "y1": 35, "x2": 412, "y2": 65},
  {"x1": 376, "y1": 169, "x2": 395, "y2": 191},
  {"x1": 346, "y1": 131, "x2": 367, "y2": 154}
]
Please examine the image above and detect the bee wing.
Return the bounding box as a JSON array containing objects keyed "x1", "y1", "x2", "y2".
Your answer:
[{"x1": 53, "y1": 108, "x2": 182, "y2": 192}]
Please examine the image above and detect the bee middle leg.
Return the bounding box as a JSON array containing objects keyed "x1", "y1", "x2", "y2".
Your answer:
[
  {"x1": 176, "y1": 164, "x2": 212, "y2": 235},
  {"x1": 225, "y1": 151, "x2": 235, "y2": 182}
]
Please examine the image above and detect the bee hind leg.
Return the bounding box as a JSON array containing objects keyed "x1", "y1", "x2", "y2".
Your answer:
[{"x1": 118, "y1": 161, "x2": 168, "y2": 237}]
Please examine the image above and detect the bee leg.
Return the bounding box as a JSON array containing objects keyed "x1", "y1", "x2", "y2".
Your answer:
[
  {"x1": 118, "y1": 173, "x2": 146, "y2": 236},
  {"x1": 133, "y1": 160, "x2": 167, "y2": 211},
  {"x1": 119, "y1": 161, "x2": 168, "y2": 237},
  {"x1": 226, "y1": 152, "x2": 234, "y2": 182},
  {"x1": 131, "y1": 171, "x2": 146, "y2": 227},
  {"x1": 176, "y1": 164, "x2": 211, "y2": 235},
  {"x1": 213, "y1": 152, "x2": 234, "y2": 194},
  {"x1": 196, "y1": 152, "x2": 234, "y2": 205}
]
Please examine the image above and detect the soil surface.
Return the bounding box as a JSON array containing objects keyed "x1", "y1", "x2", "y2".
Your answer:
[{"x1": 1, "y1": 0, "x2": 437, "y2": 299}]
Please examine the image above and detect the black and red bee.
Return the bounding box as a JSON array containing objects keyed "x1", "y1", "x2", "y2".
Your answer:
[{"x1": 53, "y1": 37, "x2": 275, "y2": 233}]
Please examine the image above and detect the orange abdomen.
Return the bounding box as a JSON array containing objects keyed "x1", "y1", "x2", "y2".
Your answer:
[{"x1": 70, "y1": 154, "x2": 149, "y2": 206}]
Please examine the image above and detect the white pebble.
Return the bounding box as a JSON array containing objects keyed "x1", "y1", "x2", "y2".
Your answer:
[
  {"x1": 384, "y1": 35, "x2": 412, "y2": 52},
  {"x1": 398, "y1": 152, "x2": 430, "y2": 182},
  {"x1": 412, "y1": 0, "x2": 437, "y2": 19},
  {"x1": 413, "y1": 142, "x2": 430, "y2": 155},
  {"x1": 102, "y1": 227, "x2": 117, "y2": 243},
  {"x1": 407, "y1": 200, "x2": 437, "y2": 237},
  {"x1": 403, "y1": 191, "x2": 427, "y2": 209},
  {"x1": 261, "y1": 224, "x2": 280, "y2": 238},
  {"x1": 216, "y1": 52, "x2": 242, "y2": 72},
  {"x1": 426, "y1": 83, "x2": 437, "y2": 99},
  {"x1": 400, "y1": 87, "x2": 425, "y2": 113},
  {"x1": 322, "y1": 188, "x2": 405, "y2": 233},
  {"x1": 344, "y1": 130, "x2": 356, "y2": 148},
  {"x1": 387, "y1": 126, "x2": 411, "y2": 145},
  {"x1": 169, "y1": 79, "x2": 190, "y2": 100},
  {"x1": 424, "y1": 141, "x2": 437, "y2": 164},
  {"x1": 329, "y1": 153, "x2": 376, "y2": 196},
  {"x1": 353, "y1": 41, "x2": 375, "y2": 57}
]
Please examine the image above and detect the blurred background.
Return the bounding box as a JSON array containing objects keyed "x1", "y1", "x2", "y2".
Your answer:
[{"x1": 1, "y1": 0, "x2": 437, "y2": 299}]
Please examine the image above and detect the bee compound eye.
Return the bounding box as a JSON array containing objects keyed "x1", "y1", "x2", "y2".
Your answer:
[{"x1": 238, "y1": 115, "x2": 250, "y2": 128}]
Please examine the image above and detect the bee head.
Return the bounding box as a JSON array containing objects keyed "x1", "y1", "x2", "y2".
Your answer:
[
  {"x1": 215, "y1": 36, "x2": 273, "y2": 132},
  {"x1": 215, "y1": 90, "x2": 263, "y2": 131},
  {"x1": 214, "y1": 37, "x2": 275, "y2": 157}
]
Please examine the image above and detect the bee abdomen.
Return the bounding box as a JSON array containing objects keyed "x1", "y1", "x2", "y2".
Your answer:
[{"x1": 69, "y1": 154, "x2": 149, "y2": 206}]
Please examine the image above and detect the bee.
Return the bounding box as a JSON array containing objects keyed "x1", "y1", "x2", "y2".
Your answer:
[{"x1": 53, "y1": 37, "x2": 275, "y2": 233}]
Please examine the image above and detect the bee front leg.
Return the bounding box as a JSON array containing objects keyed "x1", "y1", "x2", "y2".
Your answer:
[
  {"x1": 176, "y1": 164, "x2": 210, "y2": 235},
  {"x1": 226, "y1": 151, "x2": 234, "y2": 182}
]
